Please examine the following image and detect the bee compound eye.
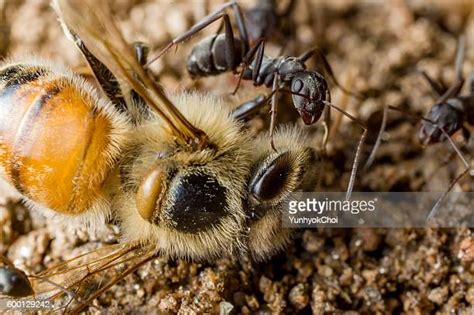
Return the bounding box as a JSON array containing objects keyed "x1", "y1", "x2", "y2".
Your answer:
[
  {"x1": 168, "y1": 173, "x2": 228, "y2": 233},
  {"x1": 250, "y1": 152, "x2": 292, "y2": 202},
  {"x1": 136, "y1": 167, "x2": 166, "y2": 222}
]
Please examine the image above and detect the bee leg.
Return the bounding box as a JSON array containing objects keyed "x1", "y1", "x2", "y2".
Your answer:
[
  {"x1": 299, "y1": 47, "x2": 364, "y2": 100},
  {"x1": 231, "y1": 94, "x2": 268, "y2": 121},
  {"x1": 67, "y1": 25, "x2": 152, "y2": 121}
]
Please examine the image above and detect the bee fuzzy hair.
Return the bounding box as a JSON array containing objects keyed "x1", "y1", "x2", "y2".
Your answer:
[
  {"x1": 118, "y1": 92, "x2": 254, "y2": 261},
  {"x1": 0, "y1": 58, "x2": 131, "y2": 230},
  {"x1": 246, "y1": 125, "x2": 320, "y2": 260}
]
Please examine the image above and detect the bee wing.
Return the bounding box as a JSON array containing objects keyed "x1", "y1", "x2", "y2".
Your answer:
[
  {"x1": 53, "y1": 0, "x2": 208, "y2": 148},
  {"x1": 26, "y1": 242, "x2": 157, "y2": 313}
]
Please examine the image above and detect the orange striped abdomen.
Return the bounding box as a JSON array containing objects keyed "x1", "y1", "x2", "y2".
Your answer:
[{"x1": 0, "y1": 63, "x2": 128, "y2": 215}]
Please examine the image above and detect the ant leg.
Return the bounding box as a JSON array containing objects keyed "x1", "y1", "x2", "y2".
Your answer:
[
  {"x1": 232, "y1": 1, "x2": 250, "y2": 53},
  {"x1": 147, "y1": 1, "x2": 247, "y2": 66},
  {"x1": 466, "y1": 73, "x2": 474, "y2": 125},
  {"x1": 426, "y1": 128, "x2": 470, "y2": 221},
  {"x1": 133, "y1": 42, "x2": 149, "y2": 66},
  {"x1": 330, "y1": 68, "x2": 355, "y2": 139},
  {"x1": 416, "y1": 68, "x2": 446, "y2": 97},
  {"x1": 298, "y1": 47, "x2": 363, "y2": 100},
  {"x1": 323, "y1": 101, "x2": 367, "y2": 200},
  {"x1": 428, "y1": 164, "x2": 470, "y2": 222},
  {"x1": 437, "y1": 36, "x2": 465, "y2": 104},
  {"x1": 363, "y1": 104, "x2": 389, "y2": 170},
  {"x1": 469, "y1": 71, "x2": 474, "y2": 94},
  {"x1": 377, "y1": 106, "x2": 471, "y2": 220},
  {"x1": 232, "y1": 39, "x2": 266, "y2": 95},
  {"x1": 425, "y1": 150, "x2": 457, "y2": 182},
  {"x1": 231, "y1": 94, "x2": 268, "y2": 121},
  {"x1": 454, "y1": 35, "x2": 465, "y2": 82},
  {"x1": 278, "y1": 88, "x2": 367, "y2": 198},
  {"x1": 321, "y1": 90, "x2": 332, "y2": 156},
  {"x1": 462, "y1": 126, "x2": 470, "y2": 142},
  {"x1": 270, "y1": 75, "x2": 281, "y2": 151}
]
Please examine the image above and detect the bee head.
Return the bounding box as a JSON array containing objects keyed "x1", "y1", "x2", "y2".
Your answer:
[
  {"x1": 118, "y1": 92, "x2": 253, "y2": 260},
  {"x1": 136, "y1": 165, "x2": 228, "y2": 233}
]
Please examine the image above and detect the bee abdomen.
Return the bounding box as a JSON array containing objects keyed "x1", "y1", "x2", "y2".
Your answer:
[{"x1": 0, "y1": 62, "x2": 128, "y2": 215}]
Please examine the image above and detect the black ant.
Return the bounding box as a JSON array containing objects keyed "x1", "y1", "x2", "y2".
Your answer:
[
  {"x1": 365, "y1": 36, "x2": 473, "y2": 220},
  {"x1": 146, "y1": 0, "x2": 366, "y2": 199},
  {"x1": 0, "y1": 255, "x2": 33, "y2": 298}
]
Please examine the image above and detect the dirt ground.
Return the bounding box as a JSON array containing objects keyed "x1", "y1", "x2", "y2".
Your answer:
[{"x1": 1, "y1": 0, "x2": 474, "y2": 314}]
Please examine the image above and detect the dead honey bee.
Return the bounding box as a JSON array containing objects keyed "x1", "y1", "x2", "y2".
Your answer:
[{"x1": 0, "y1": 0, "x2": 319, "y2": 310}]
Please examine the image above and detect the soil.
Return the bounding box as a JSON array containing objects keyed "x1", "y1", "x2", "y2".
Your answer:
[{"x1": 0, "y1": 0, "x2": 473, "y2": 314}]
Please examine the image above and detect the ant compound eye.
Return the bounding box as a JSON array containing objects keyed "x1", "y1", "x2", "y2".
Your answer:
[
  {"x1": 136, "y1": 166, "x2": 166, "y2": 222},
  {"x1": 292, "y1": 79, "x2": 304, "y2": 93},
  {"x1": 168, "y1": 173, "x2": 228, "y2": 233},
  {"x1": 291, "y1": 72, "x2": 327, "y2": 125}
]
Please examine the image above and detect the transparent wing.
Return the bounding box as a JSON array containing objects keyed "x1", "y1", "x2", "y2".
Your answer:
[
  {"x1": 25, "y1": 242, "x2": 157, "y2": 313},
  {"x1": 53, "y1": 0, "x2": 208, "y2": 149}
]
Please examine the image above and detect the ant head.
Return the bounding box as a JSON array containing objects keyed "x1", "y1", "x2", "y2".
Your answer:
[
  {"x1": 419, "y1": 102, "x2": 464, "y2": 144},
  {"x1": 290, "y1": 71, "x2": 328, "y2": 125}
]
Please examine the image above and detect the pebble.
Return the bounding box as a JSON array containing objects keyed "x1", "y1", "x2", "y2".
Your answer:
[
  {"x1": 427, "y1": 286, "x2": 448, "y2": 305},
  {"x1": 288, "y1": 284, "x2": 309, "y2": 310}
]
